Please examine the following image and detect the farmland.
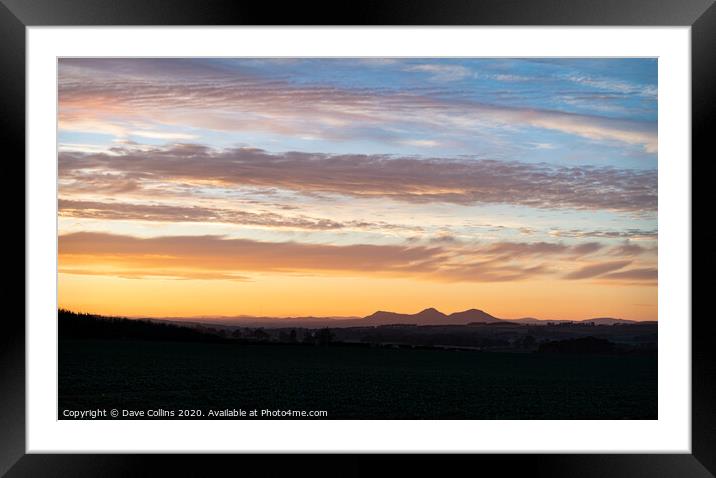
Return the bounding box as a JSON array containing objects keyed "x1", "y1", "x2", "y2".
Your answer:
[{"x1": 59, "y1": 339, "x2": 657, "y2": 420}]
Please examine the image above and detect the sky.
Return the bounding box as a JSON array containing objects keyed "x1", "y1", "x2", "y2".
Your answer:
[{"x1": 57, "y1": 58, "x2": 657, "y2": 320}]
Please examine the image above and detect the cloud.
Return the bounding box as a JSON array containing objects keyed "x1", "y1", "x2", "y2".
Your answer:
[
  {"x1": 59, "y1": 267, "x2": 252, "y2": 281},
  {"x1": 130, "y1": 130, "x2": 198, "y2": 140},
  {"x1": 484, "y1": 242, "x2": 569, "y2": 257},
  {"x1": 58, "y1": 199, "x2": 429, "y2": 234},
  {"x1": 471, "y1": 241, "x2": 603, "y2": 260},
  {"x1": 58, "y1": 232, "x2": 654, "y2": 285},
  {"x1": 517, "y1": 110, "x2": 657, "y2": 153},
  {"x1": 532, "y1": 143, "x2": 556, "y2": 150},
  {"x1": 428, "y1": 234, "x2": 460, "y2": 245},
  {"x1": 59, "y1": 144, "x2": 657, "y2": 212},
  {"x1": 58, "y1": 59, "x2": 658, "y2": 152},
  {"x1": 434, "y1": 261, "x2": 552, "y2": 283},
  {"x1": 609, "y1": 241, "x2": 649, "y2": 256},
  {"x1": 548, "y1": 228, "x2": 658, "y2": 240},
  {"x1": 564, "y1": 260, "x2": 632, "y2": 279},
  {"x1": 572, "y1": 242, "x2": 604, "y2": 255},
  {"x1": 58, "y1": 199, "x2": 347, "y2": 230},
  {"x1": 489, "y1": 73, "x2": 533, "y2": 82},
  {"x1": 405, "y1": 64, "x2": 474, "y2": 82},
  {"x1": 600, "y1": 268, "x2": 657, "y2": 281},
  {"x1": 58, "y1": 232, "x2": 447, "y2": 280},
  {"x1": 565, "y1": 74, "x2": 658, "y2": 98},
  {"x1": 399, "y1": 139, "x2": 440, "y2": 148}
]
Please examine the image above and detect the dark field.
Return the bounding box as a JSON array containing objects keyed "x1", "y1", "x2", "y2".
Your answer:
[{"x1": 59, "y1": 339, "x2": 657, "y2": 419}]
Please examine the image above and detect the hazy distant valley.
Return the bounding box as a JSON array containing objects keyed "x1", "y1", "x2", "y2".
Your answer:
[
  {"x1": 123, "y1": 307, "x2": 657, "y2": 354},
  {"x1": 150, "y1": 307, "x2": 653, "y2": 329}
]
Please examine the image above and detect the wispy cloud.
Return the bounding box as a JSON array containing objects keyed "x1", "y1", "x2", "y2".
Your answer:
[
  {"x1": 130, "y1": 130, "x2": 198, "y2": 140},
  {"x1": 58, "y1": 232, "x2": 446, "y2": 280},
  {"x1": 59, "y1": 232, "x2": 655, "y2": 284},
  {"x1": 565, "y1": 74, "x2": 657, "y2": 98},
  {"x1": 564, "y1": 260, "x2": 632, "y2": 280},
  {"x1": 58, "y1": 199, "x2": 346, "y2": 230},
  {"x1": 59, "y1": 144, "x2": 657, "y2": 212},
  {"x1": 482, "y1": 241, "x2": 602, "y2": 257},
  {"x1": 609, "y1": 241, "x2": 650, "y2": 256},
  {"x1": 58, "y1": 198, "x2": 424, "y2": 233},
  {"x1": 548, "y1": 228, "x2": 657, "y2": 240},
  {"x1": 405, "y1": 63, "x2": 474, "y2": 82},
  {"x1": 58, "y1": 59, "x2": 658, "y2": 153},
  {"x1": 600, "y1": 267, "x2": 657, "y2": 281}
]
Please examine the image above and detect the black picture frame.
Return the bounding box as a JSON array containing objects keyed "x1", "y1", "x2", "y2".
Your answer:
[{"x1": 4, "y1": 0, "x2": 714, "y2": 475}]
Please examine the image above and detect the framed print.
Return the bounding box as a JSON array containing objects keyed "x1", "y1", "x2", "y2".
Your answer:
[{"x1": 6, "y1": 0, "x2": 715, "y2": 474}]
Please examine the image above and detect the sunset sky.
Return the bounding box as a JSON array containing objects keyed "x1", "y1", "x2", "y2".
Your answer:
[{"x1": 57, "y1": 58, "x2": 657, "y2": 320}]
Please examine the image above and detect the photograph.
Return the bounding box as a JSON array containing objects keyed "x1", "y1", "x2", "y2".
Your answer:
[{"x1": 57, "y1": 57, "x2": 658, "y2": 420}]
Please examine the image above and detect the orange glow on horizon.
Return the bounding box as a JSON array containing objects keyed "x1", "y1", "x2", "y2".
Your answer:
[{"x1": 58, "y1": 272, "x2": 657, "y2": 322}]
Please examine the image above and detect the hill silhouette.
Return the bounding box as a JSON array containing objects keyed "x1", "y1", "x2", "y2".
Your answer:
[
  {"x1": 448, "y1": 308, "x2": 502, "y2": 323},
  {"x1": 147, "y1": 307, "x2": 642, "y2": 328},
  {"x1": 364, "y1": 307, "x2": 504, "y2": 325},
  {"x1": 59, "y1": 306, "x2": 652, "y2": 338}
]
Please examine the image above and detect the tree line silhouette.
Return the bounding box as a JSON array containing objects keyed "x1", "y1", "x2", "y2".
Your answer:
[
  {"x1": 58, "y1": 309, "x2": 337, "y2": 346},
  {"x1": 58, "y1": 309, "x2": 654, "y2": 355},
  {"x1": 58, "y1": 309, "x2": 230, "y2": 343}
]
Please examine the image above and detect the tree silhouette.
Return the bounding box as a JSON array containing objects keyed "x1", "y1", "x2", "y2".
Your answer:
[
  {"x1": 302, "y1": 331, "x2": 315, "y2": 344},
  {"x1": 538, "y1": 336, "x2": 615, "y2": 354},
  {"x1": 315, "y1": 328, "x2": 334, "y2": 345},
  {"x1": 521, "y1": 335, "x2": 536, "y2": 349},
  {"x1": 252, "y1": 328, "x2": 270, "y2": 341}
]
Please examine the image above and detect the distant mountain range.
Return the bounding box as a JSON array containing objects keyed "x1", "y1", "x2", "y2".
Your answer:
[
  {"x1": 364, "y1": 307, "x2": 502, "y2": 325},
  {"x1": 148, "y1": 308, "x2": 646, "y2": 329}
]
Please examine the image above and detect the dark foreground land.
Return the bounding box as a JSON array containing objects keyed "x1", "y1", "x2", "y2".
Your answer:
[{"x1": 59, "y1": 338, "x2": 657, "y2": 420}]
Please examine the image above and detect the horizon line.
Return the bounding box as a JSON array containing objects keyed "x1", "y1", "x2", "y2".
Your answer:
[{"x1": 57, "y1": 307, "x2": 657, "y2": 323}]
